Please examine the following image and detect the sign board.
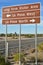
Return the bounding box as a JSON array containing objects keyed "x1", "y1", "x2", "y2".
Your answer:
[{"x1": 2, "y1": 3, "x2": 40, "y2": 24}]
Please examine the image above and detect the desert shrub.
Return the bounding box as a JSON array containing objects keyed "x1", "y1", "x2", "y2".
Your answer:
[
  {"x1": 0, "y1": 55, "x2": 11, "y2": 65},
  {"x1": 38, "y1": 43, "x2": 43, "y2": 51},
  {"x1": 13, "y1": 53, "x2": 25, "y2": 63}
]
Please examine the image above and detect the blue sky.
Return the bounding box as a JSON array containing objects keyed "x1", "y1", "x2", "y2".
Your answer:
[{"x1": 0, "y1": 0, "x2": 43, "y2": 34}]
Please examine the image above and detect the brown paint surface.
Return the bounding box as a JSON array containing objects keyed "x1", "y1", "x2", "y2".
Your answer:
[
  {"x1": 2, "y1": 3, "x2": 40, "y2": 24},
  {"x1": 2, "y1": 3, "x2": 40, "y2": 12},
  {"x1": 2, "y1": 10, "x2": 40, "y2": 18},
  {"x1": 2, "y1": 17, "x2": 40, "y2": 24}
]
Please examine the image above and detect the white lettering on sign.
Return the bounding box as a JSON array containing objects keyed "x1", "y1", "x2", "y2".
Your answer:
[
  {"x1": 19, "y1": 20, "x2": 28, "y2": 23},
  {"x1": 17, "y1": 13, "x2": 25, "y2": 16},
  {"x1": 3, "y1": 8, "x2": 10, "y2": 12},
  {"x1": 11, "y1": 7, "x2": 18, "y2": 11},
  {"x1": 6, "y1": 14, "x2": 11, "y2": 17},
  {"x1": 2, "y1": 3, "x2": 40, "y2": 24},
  {"x1": 26, "y1": 12, "x2": 35, "y2": 16},
  {"x1": 31, "y1": 5, "x2": 38, "y2": 8},
  {"x1": 6, "y1": 21, "x2": 9, "y2": 24},
  {"x1": 10, "y1": 20, "x2": 17, "y2": 23},
  {"x1": 30, "y1": 19, "x2": 35, "y2": 22},
  {"x1": 12, "y1": 14, "x2": 16, "y2": 17},
  {"x1": 19, "y1": 6, "x2": 29, "y2": 10}
]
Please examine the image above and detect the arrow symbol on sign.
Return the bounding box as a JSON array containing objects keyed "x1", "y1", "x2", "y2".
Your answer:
[
  {"x1": 6, "y1": 14, "x2": 11, "y2": 17},
  {"x1": 30, "y1": 19, "x2": 35, "y2": 22}
]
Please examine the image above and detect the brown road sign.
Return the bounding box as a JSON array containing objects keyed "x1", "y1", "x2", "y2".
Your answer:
[
  {"x1": 2, "y1": 3, "x2": 40, "y2": 12},
  {"x1": 2, "y1": 17, "x2": 40, "y2": 24},
  {"x1": 2, "y1": 10, "x2": 40, "y2": 19},
  {"x1": 2, "y1": 3, "x2": 40, "y2": 24}
]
